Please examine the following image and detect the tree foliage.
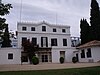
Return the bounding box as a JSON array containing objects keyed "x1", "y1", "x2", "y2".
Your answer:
[
  {"x1": 22, "y1": 39, "x2": 39, "y2": 64},
  {"x1": 80, "y1": 19, "x2": 91, "y2": 44},
  {"x1": 0, "y1": 3, "x2": 12, "y2": 16},
  {"x1": 80, "y1": 0, "x2": 100, "y2": 44},
  {"x1": 90, "y1": 0, "x2": 100, "y2": 41},
  {"x1": 0, "y1": 2, "x2": 12, "y2": 46},
  {"x1": 2, "y1": 24, "x2": 11, "y2": 47}
]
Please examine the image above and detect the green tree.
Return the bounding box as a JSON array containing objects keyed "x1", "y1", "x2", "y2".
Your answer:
[
  {"x1": 0, "y1": 2, "x2": 12, "y2": 37},
  {"x1": 80, "y1": 19, "x2": 90, "y2": 44},
  {"x1": 90, "y1": 0, "x2": 100, "y2": 40},
  {"x1": 80, "y1": 0, "x2": 100, "y2": 45},
  {"x1": 2, "y1": 24, "x2": 11, "y2": 47}
]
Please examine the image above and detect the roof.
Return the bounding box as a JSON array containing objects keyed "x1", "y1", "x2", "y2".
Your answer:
[
  {"x1": 76, "y1": 40, "x2": 100, "y2": 49},
  {"x1": 17, "y1": 21, "x2": 70, "y2": 28}
]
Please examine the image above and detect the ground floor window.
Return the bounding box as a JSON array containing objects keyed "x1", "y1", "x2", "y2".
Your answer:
[
  {"x1": 87, "y1": 48, "x2": 92, "y2": 58},
  {"x1": 21, "y1": 56, "x2": 28, "y2": 62},
  {"x1": 42, "y1": 55, "x2": 48, "y2": 62},
  {"x1": 8, "y1": 53, "x2": 13, "y2": 60},
  {"x1": 38, "y1": 51, "x2": 51, "y2": 62},
  {"x1": 81, "y1": 50, "x2": 85, "y2": 58}
]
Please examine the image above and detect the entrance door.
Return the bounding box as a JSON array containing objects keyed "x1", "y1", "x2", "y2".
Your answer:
[{"x1": 42, "y1": 55, "x2": 48, "y2": 62}]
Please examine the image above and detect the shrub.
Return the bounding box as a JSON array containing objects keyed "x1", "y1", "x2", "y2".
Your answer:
[
  {"x1": 32, "y1": 56, "x2": 39, "y2": 65},
  {"x1": 72, "y1": 57, "x2": 78, "y2": 63},
  {"x1": 59, "y1": 57, "x2": 64, "y2": 64}
]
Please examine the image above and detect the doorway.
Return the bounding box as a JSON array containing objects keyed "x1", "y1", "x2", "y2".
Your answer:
[{"x1": 42, "y1": 55, "x2": 48, "y2": 62}]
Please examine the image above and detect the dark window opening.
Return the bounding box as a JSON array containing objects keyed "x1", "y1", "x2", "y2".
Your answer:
[
  {"x1": 63, "y1": 39, "x2": 67, "y2": 46},
  {"x1": 51, "y1": 39, "x2": 57, "y2": 46},
  {"x1": 81, "y1": 50, "x2": 85, "y2": 58},
  {"x1": 21, "y1": 56, "x2": 28, "y2": 62},
  {"x1": 42, "y1": 55, "x2": 48, "y2": 62},
  {"x1": 62, "y1": 29, "x2": 66, "y2": 33},
  {"x1": 31, "y1": 27, "x2": 35, "y2": 31},
  {"x1": 22, "y1": 27, "x2": 27, "y2": 31},
  {"x1": 53, "y1": 28, "x2": 56, "y2": 32},
  {"x1": 87, "y1": 48, "x2": 92, "y2": 58},
  {"x1": 42, "y1": 26, "x2": 46, "y2": 31},
  {"x1": 8, "y1": 53, "x2": 13, "y2": 59}
]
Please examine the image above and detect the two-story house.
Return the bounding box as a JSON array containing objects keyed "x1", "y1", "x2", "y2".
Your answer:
[{"x1": 17, "y1": 21, "x2": 74, "y2": 63}]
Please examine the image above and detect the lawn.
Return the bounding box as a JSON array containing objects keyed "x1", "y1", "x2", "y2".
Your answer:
[{"x1": 0, "y1": 66, "x2": 100, "y2": 75}]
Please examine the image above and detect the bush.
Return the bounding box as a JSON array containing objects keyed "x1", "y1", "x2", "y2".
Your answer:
[
  {"x1": 32, "y1": 56, "x2": 39, "y2": 65},
  {"x1": 72, "y1": 57, "x2": 78, "y2": 63},
  {"x1": 59, "y1": 57, "x2": 64, "y2": 64}
]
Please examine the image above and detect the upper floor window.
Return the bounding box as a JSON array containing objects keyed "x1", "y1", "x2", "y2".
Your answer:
[
  {"x1": 63, "y1": 39, "x2": 67, "y2": 46},
  {"x1": 62, "y1": 29, "x2": 66, "y2": 33},
  {"x1": 22, "y1": 27, "x2": 27, "y2": 31},
  {"x1": 42, "y1": 26, "x2": 46, "y2": 31},
  {"x1": 81, "y1": 50, "x2": 85, "y2": 58},
  {"x1": 8, "y1": 53, "x2": 13, "y2": 60},
  {"x1": 53, "y1": 28, "x2": 56, "y2": 32},
  {"x1": 87, "y1": 48, "x2": 92, "y2": 58},
  {"x1": 31, "y1": 27, "x2": 35, "y2": 31},
  {"x1": 51, "y1": 38, "x2": 57, "y2": 46}
]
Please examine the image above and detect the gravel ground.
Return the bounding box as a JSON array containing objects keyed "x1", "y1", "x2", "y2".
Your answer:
[{"x1": 0, "y1": 63, "x2": 100, "y2": 71}]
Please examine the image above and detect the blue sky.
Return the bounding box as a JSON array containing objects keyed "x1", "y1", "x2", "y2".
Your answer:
[{"x1": 3, "y1": 0, "x2": 100, "y2": 36}]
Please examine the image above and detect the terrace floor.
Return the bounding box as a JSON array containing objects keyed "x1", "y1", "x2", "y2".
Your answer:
[{"x1": 0, "y1": 63, "x2": 100, "y2": 71}]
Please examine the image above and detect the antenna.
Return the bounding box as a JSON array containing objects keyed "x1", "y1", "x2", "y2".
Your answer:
[
  {"x1": 56, "y1": 13, "x2": 58, "y2": 25},
  {"x1": 20, "y1": 0, "x2": 23, "y2": 22}
]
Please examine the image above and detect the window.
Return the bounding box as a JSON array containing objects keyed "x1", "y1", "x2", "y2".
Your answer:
[
  {"x1": 62, "y1": 29, "x2": 66, "y2": 33},
  {"x1": 42, "y1": 26, "x2": 46, "y2": 31},
  {"x1": 81, "y1": 50, "x2": 85, "y2": 58},
  {"x1": 53, "y1": 28, "x2": 56, "y2": 32},
  {"x1": 41, "y1": 37, "x2": 48, "y2": 47},
  {"x1": 87, "y1": 48, "x2": 92, "y2": 58},
  {"x1": 31, "y1": 27, "x2": 35, "y2": 31},
  {"x1": 32, "y1": 38, "x2": 37, "y2": 45},
  {"x1": 42, "y1": 55, "x2": 48, "y2": 62},
  {"x1": 22, "y1": 27, "x2": 27, "y2": 31},
  {"x1": 8, "y1": 53, "x2": 13, "y2": 59},
  {"x1": 51, "y1": 38, "x2": 57, "y2": 46},
  {"x1": 63, "y1": 39, "x2": 67, "y2": 46},
  {"x1": 21, "y1": 56, "x2": 28, "y2": 62},
  {"x1": 22, "y1": 37, "x2": 27, "y2": 44}
]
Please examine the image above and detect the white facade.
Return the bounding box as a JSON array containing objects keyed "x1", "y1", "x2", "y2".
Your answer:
[
  {"x1": 17, "y1": 21, "x2": 74, "y2": 63},
  {"x1": 0, "y1": 48, "x2": 21, "y2": 64},
  {"x1": 76, "y1": 40, "x2": 100, "y2": 63},
  {"x1": 77, "y1": 46, "x2": 100, "y2": 62}
]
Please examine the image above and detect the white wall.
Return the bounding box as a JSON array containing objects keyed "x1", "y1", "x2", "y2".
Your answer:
[
  {"x1": 92, "y1": 47, "x2": 100, "y2": 62},
  {"x1": 0, "y1": 48, "x2": 21, "y2": 64},
  {"x1": 52, "y1": 47, "x2": 76, "y2": 63},
  {"x1": 17, "y1": 22, "x2": 74, "y2": 63},
  {"x1": 65, "y1": 48, "x2": 75, "y2": 62},
  {"x1": 17, "y1": 22, "x2": 71, "y2": 48},
  {"x1": 78, "y1": 46, "x2": 100, "y2": 62}
]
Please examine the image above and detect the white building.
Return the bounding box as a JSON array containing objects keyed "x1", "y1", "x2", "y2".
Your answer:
[
  {"x1": 76, "y1": 40, "x2": 100, "y2": 62},
  {"x1": 0, "y1": 48, "x2": 21, "y2": 64},
  {"x1": 17, "y1": 21, "x2": 75, "y2": 63}
]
